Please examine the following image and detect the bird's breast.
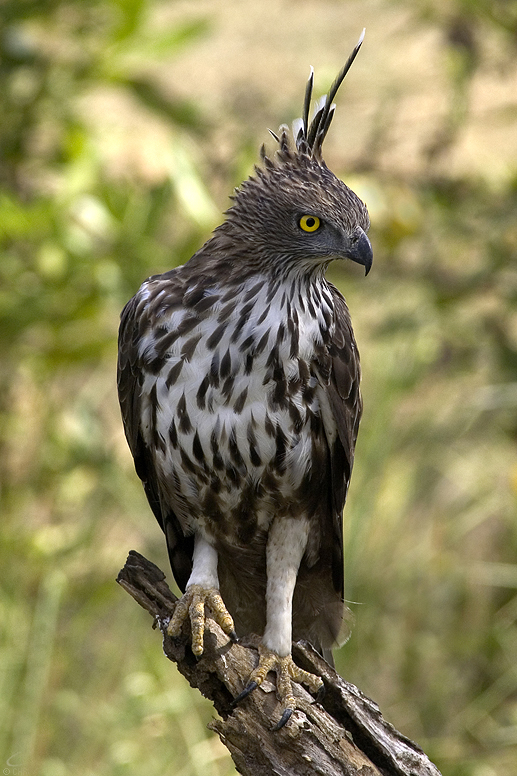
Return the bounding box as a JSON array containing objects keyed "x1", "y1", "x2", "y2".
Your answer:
[{"x1": 138, "y1": 275, "x2": 336, "y2": 542}]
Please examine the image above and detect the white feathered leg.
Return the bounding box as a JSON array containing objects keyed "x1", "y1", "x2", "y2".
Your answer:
[
  {"x1": 167, "y1": 533, "x2": 236, "y2": 654},
  {"x1": 234, "y1": 517, "x2": 324, "y2": 729}
]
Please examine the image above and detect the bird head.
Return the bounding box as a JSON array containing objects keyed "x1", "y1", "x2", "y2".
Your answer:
[{"x1": 218, "y1": 31, "x2": 372, "y2": 279}]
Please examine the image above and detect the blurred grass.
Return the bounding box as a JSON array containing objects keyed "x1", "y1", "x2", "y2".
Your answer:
[{"x1": 1, "y1": 1, "x2": 517, "y2": 775}]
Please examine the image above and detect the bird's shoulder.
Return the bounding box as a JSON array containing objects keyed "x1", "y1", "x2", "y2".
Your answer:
[{"x1": 327, "y1": 282, "x2": 361, "y2": 404}]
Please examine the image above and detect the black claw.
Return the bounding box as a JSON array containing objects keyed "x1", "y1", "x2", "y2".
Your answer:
[
  {"x1": 229, "y1": 629, "x2": 238, "y2": 643},
  {"x1": 232, "y1": 681, "x2": 258, "y2": 706},
  {"x1": 271, "y1": 708, "x2": 293, "y2": 731},
  {"x1": 315, "y1": 683, "x2": 325, "y2": 703}
]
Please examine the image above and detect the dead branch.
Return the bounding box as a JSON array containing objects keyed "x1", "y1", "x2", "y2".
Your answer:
[{"x1": 117, "y1": 550, "x2": 442, "y2": 776}]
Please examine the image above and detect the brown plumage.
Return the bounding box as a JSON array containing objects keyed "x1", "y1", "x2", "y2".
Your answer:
[{"x1": 118, "y1": 31, "x2": 372, "y2": 728}]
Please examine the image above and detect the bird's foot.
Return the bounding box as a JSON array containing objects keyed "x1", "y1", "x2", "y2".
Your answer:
[
  {"x1": 233, "y1": 643, "x2": 324, "y2": 729},
  {"x1": 167, "y1": 584, "x2": 236, "y2": 656}
]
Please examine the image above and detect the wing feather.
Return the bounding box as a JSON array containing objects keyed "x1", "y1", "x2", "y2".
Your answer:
[
  {"x1": 117, "y1": 280, "x2": 194, "y2": 591},
  {"x1": 316, "y1": 284, "x2": 362, "y2": 601},
  {"x1": 297, "y1": 283, "x2": 361, "y2": 654}
]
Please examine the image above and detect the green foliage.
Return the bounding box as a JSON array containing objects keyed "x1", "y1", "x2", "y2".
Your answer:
[{"x1": 1, "y1": 1, "x2": 516, "y2": 775}]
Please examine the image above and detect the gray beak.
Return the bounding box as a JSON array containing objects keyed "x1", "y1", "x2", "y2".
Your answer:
[{"x1": 345, "y1": 227, "x2": 373, "y2": 276}]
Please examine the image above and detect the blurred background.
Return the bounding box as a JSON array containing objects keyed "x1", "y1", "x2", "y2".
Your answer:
[{"x1": 1, "y1": 1, "x2": 517, "y2": 774}]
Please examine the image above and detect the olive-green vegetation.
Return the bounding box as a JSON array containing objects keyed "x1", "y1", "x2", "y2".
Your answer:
[{"x1": 1, "y1": 2, "x2": 516, "y2": 775}]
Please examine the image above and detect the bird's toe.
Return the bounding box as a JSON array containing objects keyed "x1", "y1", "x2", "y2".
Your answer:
[
  {"x1": 234, "y1": 643, "x2": 323, "y2": 729},
  {"x1": 167, "y1": 584, "x2": 235, "y2": 657}
]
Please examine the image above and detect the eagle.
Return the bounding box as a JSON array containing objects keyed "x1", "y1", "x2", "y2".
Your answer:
[{"x1": 117, "y1": 31, "x2": 372, "y2": 729}]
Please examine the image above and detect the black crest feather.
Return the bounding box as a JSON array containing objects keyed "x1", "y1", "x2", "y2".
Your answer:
[{"x1": 270, "y1": 29, "x2": 365, "y2": 163}]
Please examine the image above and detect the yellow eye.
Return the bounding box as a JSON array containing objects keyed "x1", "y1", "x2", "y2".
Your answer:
[{"x1": 299, "y1": 215, "x2": 321, "y2": 232}]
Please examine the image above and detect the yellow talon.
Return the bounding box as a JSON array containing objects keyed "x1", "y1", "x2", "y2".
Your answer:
[
  {"x1": 235, "y1": 643, "x2": 324, "y2": 728},
  {"x1": 167, "y1": 584, "x2": 235, "y2": 656}
]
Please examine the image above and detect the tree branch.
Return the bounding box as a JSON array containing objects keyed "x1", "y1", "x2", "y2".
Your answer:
[{"x1": 117, "y1": 550, "x2": 442, "y2": 776}]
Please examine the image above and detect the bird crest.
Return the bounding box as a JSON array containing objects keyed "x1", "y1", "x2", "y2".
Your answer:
[{"x1": 261, "y1": 29, "x2": 365, "y2": 166}]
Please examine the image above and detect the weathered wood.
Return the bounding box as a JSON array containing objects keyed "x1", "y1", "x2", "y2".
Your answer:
[{"x1": 117, "y1": 550, "x2": 442, "y2": 776}]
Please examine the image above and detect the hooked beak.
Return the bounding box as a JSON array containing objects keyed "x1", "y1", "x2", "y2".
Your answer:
[{"x1": 345, "y1": 227, "x2": 373, "y2": 276}]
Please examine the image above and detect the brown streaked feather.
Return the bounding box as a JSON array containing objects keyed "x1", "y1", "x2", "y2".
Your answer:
[
  {"x1": 117, "y1": 279, "x2": 195, "y2": 591},
  {"x1": 303, "y1": 286, "x2": 362, "y2": 649},
  {"x1": 327, "y1": 287, "x2": 363, "y2": 603}
]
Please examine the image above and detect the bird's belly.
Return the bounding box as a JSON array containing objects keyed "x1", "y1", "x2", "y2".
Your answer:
[{"x1": 142, "y1": 339, "x2": 324, "y2": 543}]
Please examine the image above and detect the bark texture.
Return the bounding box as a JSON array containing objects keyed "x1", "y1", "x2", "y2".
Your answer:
[{"x1": 117, "y1": 550, "x2": 442, "y2": 776}]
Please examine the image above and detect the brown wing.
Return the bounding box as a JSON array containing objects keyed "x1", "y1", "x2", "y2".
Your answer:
[
  {"x1": 325, "y1": 284, "x2": 362, "y2": 600},
  {"x1": 117, "y1": 282, "x2": 194, "y2": 591},
  {"x1": 307, "y1": 283, "x2": 361, "y2": 613},
  {"x1": 292, "y1": 284, "x2": 361, "y2": 656}
]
